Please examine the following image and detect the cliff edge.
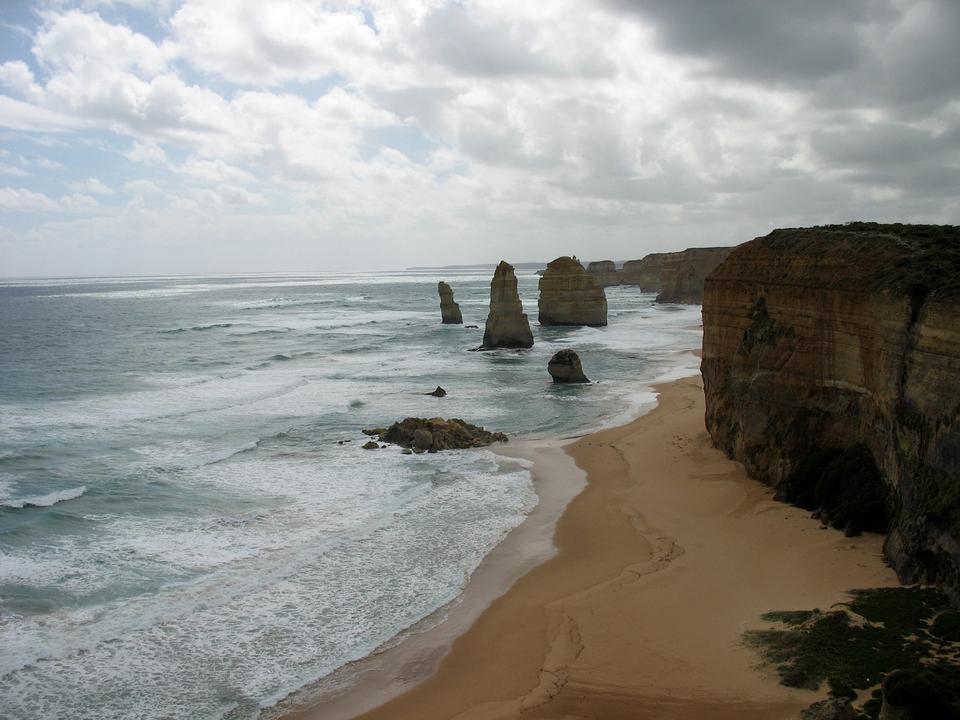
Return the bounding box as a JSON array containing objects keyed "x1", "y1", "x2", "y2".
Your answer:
[{"x1": 701, "y1": 223, "x2": 960, "y2": 599}]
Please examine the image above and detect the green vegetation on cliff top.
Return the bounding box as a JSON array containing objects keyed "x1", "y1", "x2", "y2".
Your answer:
[{"x1": 770, "y1": 222, "x2": 960, "y2": 299}]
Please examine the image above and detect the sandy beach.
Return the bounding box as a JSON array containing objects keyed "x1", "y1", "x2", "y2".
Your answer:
[{"x1": 290, "y1": 374, "x2": 899, "y2": 720}]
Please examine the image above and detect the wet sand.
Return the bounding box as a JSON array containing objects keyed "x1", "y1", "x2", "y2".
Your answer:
[{"x1": 288, "y1": 375, "x2": 898, "y2": 720}]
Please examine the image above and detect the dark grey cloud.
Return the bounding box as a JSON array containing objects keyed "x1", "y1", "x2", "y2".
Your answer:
[
  {"x1": 811, "y1": 121, "x2": 946, "y2": 168},
  {"x1": 606, "y1": 0, "x2": 960, "y2": 112},
  {"x1": 604, "y1": 0, "x2": 885, "y2": 83}
]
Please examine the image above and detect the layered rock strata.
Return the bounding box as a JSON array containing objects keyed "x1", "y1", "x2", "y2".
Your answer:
[
  {"x1": 701, "y1": 223, "x2": 960, "y2": 599},
  {"x1": 538, "y1": 256, "x2": 608, "y2": 326},
  {"x1": 586, "y1": 260, "x2": 621, "y2": 288},
  {"x1": 656, "y1": 247, "x2": 732, "y2": 304},
  {"x1": 620, "y1": 253, "x2": 668, "y2": 291},
  {"x1": 481, "y1": 261, "x2": 534, "y2": 348},
  {"x1": 438, "y1": 281, "x2": 462, "y2": 324},
  {"x1": 548, "y1": 350, "x2": 590, "y2": 383}
]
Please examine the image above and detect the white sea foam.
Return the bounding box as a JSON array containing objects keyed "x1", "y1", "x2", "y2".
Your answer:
[
  {"x1": 0, "y1": 485, "x2": 86, "y2": 509},
  {"x1": 0, "y1": 271, "x2": 704, "y2": 720}
]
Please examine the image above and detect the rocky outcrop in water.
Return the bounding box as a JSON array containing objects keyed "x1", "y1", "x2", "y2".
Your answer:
[
  {"x1": 548, "y1": 350, "x2": 589, "y2": 383},
  {"x1": 586, "y1": 260, "x2": 621, "y2": 288},
  {"x1": 657, "y1": 247, "x2": 732, "y2": 304},
  {"x1": 538, "y1": 256, "x2": 607, "y2": 326},
  {"x1": 438, "y1": 281, "x2": 462, "y2": 324},
  {"x1": 620, "y1": 253, "x2": 668, "y2": 291},
  {"x1": 366, "y1": 417, "x2": 508, "y2": 451},
  {"x1": 481, "y1": 261, "x2": 534, "y2": 349},
  {"x1": 701, "y1": 223, "x2": 960, "y2": 599}
]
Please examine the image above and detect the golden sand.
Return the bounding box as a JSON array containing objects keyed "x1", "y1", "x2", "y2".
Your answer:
[{"x1": 292, "y1": 375, "x2": 898, "y2": 720}]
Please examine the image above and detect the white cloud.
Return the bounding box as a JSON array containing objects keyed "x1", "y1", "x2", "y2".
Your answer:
[
  {"x1": 123, "y1": 178, "x2": 162, "y2": 195},
  {"x1": 176, "y1": 157, "x2": 255, "y2": 184},
  {"x1": 59, "y1": 192, "x2": 99, "y2": 210},
  {"x1": 0, "y1": 61, "x2": 45, "y2": 103},
  {"x1": 67, "y1": 177, "x2": 113, "y2": 195},
  {"x1": 0, "y1": 186, "x2": 101, "y2": 212},
  {"x1": 0, "y1": 187, "x2": 59, "y2": 211},
  {"x1": 33, "y1": 10, "x2": 174, "y2": 76},
  {"x1": 125, "y1": 140, "x2": 167, "y2": 165},
  {"x1": 0, "y1": 95, "x2": 80, "y2": 132},
  {"x1": 30, "y1": 156, "x2": 66, "y2": 170},
  {"x1": 1, "y1": 1, "x2": 958, "y2": 277},
  {"x1": 0, "y1": 163, "x2": 30, "y2": 177},
  {"x1": 171, "y1": 0, "x2": 380, "y2": 85}
]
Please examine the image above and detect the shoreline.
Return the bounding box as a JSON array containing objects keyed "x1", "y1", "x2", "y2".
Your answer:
[
  {"x1": 283, "y1": 374, "x2": 899, "y2": 720},
  {"x1": 268, "y1": 440, "x2": 588, "y2": 720}
]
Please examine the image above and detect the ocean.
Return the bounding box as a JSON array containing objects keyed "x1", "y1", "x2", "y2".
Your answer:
[{"x1": 0, "y1": 269, "x2": 701, "y2": 719}]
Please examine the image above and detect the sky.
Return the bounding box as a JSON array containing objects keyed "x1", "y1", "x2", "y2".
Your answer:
[{"x1": 0, "y1": 0, "x2": 958, "y2": 277}]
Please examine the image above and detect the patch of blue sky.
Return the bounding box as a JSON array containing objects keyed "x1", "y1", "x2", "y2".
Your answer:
[
  {"x1": 92, "y1": 1, "x2": 177, "y2": 44},
  {"x1": 1, "y1": 128, "x2": 184, "y2": 206},
  {"x1": 361, "y1": 123, "x2": 438, "y2": 164},
  {"x1": 0, "y1": 0, "x2": 41, "y2": 73}
]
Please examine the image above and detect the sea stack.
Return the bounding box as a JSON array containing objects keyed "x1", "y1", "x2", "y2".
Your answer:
[
  {"x1": 548, "y1": 350, "x2": 589, "y2": 383},
  {"x1": 437, "y1": 281, "x2": 462, "y2": 324},
  {"x1": 538, "y1": 256, "x2": 608, "y2": 326},
  {"x1": 701, "y1": 223, "x2": 960, "y2": 598},
  {"x1": 481, "y1": 261, "x2": 534, "y2": 349},
  {"x1": 586, "y1": 260, "x2": 621, "y2": 288},
  {"x1": 656, "y1": 247, "x2": 732, "y2": 304},
  {"x1": 620, "y1": 253, "x2": 669, "y2": 292}
]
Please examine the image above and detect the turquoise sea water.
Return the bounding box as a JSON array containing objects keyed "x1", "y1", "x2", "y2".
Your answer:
[{"x1": 0, "y1": 270, "x2": 701, "y2": 719}]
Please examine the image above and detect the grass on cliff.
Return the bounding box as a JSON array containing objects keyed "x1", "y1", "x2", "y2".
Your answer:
[
  {"x1": 798, "y1": 222, "x2": 960, "y2": 300},
  {"x1": 745, "y1": 587, "x2": 960, "y2": 718}
]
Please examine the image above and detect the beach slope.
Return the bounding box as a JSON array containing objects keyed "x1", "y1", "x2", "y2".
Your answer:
[{"x1": 311, "y1": 375, "x2": 900, "y2": 720}]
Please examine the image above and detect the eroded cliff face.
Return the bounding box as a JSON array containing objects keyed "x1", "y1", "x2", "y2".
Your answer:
[
  {"x1": 621, "y1": 253, "x2": 668, "y2": 291},
  {"x1": 657, "y1": 247, "x2": 732, "y2": 304},
  {"x1": 538, "y1": 256, "x2": 608, "y2": 326},
  {"x1": 701, "y1": 224, "x2": 960, "y2": 598},
  {"x1": 586, "y1": 260, "x2": 621, "y2": 288}
]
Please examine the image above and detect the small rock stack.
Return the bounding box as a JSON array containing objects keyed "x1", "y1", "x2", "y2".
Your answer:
[
  {"x1": 438, "y1": 281, "x2": 463, "y2": 324},
  {"x1": 548, "y1": 350, "x2": 590, "y2": 383}
]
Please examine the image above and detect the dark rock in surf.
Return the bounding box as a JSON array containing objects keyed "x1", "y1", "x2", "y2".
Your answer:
[
  {"x1": 548, "y1": 349, "x2": 590, "y2": 384},
  {"x1": 372, "y1": 417, "x2": 508, "y2": 451}
]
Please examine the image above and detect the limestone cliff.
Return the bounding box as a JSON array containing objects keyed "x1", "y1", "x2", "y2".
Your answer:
[
  {"x1": 438, "y1": 281, "x2": 463, "y2": 324},
  {"x1": 620, "y1": 253, "x2": 669, "y2": 291},
  {"x1": 538, "y1": 256, "x2": 608, "y2": 326},
  {"x1": 586, "y1": 260, "x2": 621, "y2": 288},
  {"x1": 656, "y1": 247, "x2": 732, "y2": 304},
  {"x1": 701, "y1": 223, "x2": 960, "y2": 598},
  {"x1": 482, "y1": 261, "x2": 534, "y2": 349}
]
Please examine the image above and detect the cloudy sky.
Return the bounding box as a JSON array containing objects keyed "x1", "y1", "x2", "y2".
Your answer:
[{"x1": 1, "y1": 0, "x2": 958, "y2": 276}]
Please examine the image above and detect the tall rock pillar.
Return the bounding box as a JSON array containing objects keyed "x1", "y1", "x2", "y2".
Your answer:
[
  {"x1": 438, "y1": 281, "x2": 463, "y2": 324},
  {"x1": 481, "y1": 261, "x2": 534, "y2": 349}
]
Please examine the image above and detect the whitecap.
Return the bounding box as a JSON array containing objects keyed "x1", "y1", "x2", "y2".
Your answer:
[{"x1": 1, "y1": 486, "x2": 87, "y2": 510}]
